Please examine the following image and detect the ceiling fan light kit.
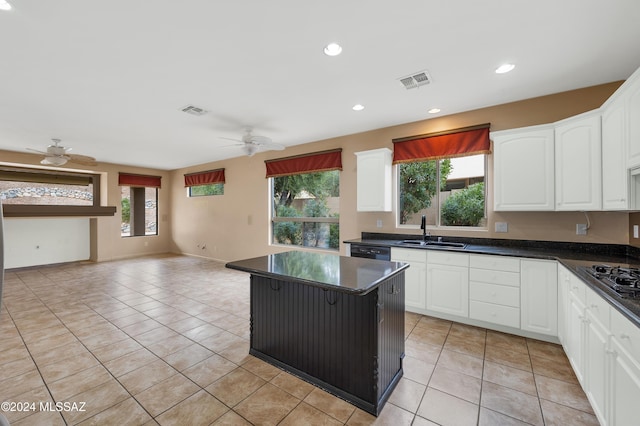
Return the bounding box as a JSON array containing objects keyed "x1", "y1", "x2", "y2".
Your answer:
[
  {"x1": 28, "y1": 138, "x2": 97, "y2": 167},
  {"x1": 219, "y1": 129, "x2": 285, "y2": 157}
]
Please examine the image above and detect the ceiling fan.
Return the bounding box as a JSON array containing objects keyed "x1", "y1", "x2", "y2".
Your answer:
[
  {"x1": 27, "y1": 138, "x2": 97, "y2": 166},
  {"x1": 220, "y1": 129, "x2": 285, "y2": 156}
]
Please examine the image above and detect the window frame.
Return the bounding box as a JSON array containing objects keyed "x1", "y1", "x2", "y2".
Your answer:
[
  {"x1": 120, "y1": 186, "x2": 158, "y2": 237},
  {"x1": 395, "y1": 154, "x2": 488, "y2": 229}
]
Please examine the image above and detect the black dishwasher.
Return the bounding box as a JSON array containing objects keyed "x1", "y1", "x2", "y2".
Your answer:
[{"x1": 350, "y1": 244, "x2": 391, "y2": 261}]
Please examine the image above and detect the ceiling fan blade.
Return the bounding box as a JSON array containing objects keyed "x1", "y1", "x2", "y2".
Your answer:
[
  {"x1": 67, "y1": 154, "x2": 97, "y2": 166},
  {"x1": 27, "y1": 147, "x2": 48, "y2": 155}
]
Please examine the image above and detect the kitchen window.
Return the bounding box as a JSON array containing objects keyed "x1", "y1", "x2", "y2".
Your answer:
[
  {"x1": 394, "y1": 125, "x2": 490, "y2": 228},
  {"x1": 267, "y1": 150, "x2": 341, "y2": 250},
  {"x1": 119, "y1": 173, "x2": 160, "y2": 237}
]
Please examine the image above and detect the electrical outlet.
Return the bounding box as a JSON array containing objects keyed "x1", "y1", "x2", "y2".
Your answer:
[
  {"x1": 634, "y1": 225, "x2": 639, "y2": 239},
  {"x1": 576, "y1": 224, "x2": 588, "y2": 235},
  {"x1": 495, "y1": 222, "x2": 508, "y2": 233},
  {"x1": 376, "y1": 219, "x2": 383, "y2": 228}
]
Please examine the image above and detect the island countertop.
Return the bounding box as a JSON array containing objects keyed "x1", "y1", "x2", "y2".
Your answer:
[{"x1": 225, "y1": 250, "x2": 408, "y2": 295}]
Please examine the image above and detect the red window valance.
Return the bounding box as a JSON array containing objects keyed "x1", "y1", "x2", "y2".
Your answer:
[
  {"x1": 265, "y1": 149, "x2": 342, "y2": 178},
  {"x1": 392, "y1": 124, "x2": 491, "y2": 164},
  {"x1": 184, "y1": 168, "x2": 225, "y2": 187},
  {"x1": 118, "y1": 173, "x2": 161, "y2": 188}
]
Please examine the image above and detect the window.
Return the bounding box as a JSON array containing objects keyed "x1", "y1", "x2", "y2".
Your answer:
[
  {"x1": 398, "y1": 155, "x2": 486, "y2": 227},
  {"x1": 394, "y1": 124, "x2": 490, "y2": 228},
  {"x1": 267, "y1": 150, "x2": 341, "y2": 250},
  {"x1": 188, "y1": 183, "x2": 223, "y2": 197},
  {"x1": 119, "y1": 173, "x2": 160, "y2": 237},
  {"x1": 184, "y1": 169, "x2": 225, "y2": 197},
  {"x1": 0, "y1": 167, "x2": 97, "y2": 206}
]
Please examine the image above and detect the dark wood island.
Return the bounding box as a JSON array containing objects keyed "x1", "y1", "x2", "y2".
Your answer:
[{"x1": 226, "y1": 250, "x2": 408, "y2": 416}]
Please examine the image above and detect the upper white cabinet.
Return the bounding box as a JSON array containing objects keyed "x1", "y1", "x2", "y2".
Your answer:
[
  {"x1": 355, "y1": 148, "x2": 392, "y2": 212},
  {"x1": 602, "y1": 90, "x2": 630, "y2": 210},
  {"x1": 554, "y1": 111, "x2": 602, "y2": 211},
  {"x1": 626, "y1": 71, "x2": 640, "y2": 168},
  {"x1": 492, "y1": 125, "x2": 555, "y2": 211}
]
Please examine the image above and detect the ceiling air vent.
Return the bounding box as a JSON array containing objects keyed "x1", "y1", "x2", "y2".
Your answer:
[
  {"x1": 180, "y1": 105, "x2": 208, "y2": 116},
  {"x1": 398, "y1": 70, "x2": 432, "y2": 90}
]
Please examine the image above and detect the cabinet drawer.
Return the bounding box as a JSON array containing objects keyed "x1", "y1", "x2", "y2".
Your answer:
[
  {"x1": 469, "y1": 268, "x2": 520, "y2": 287},
  {"x1": 427, "y1": 251, "x2": 469, "y2": 267},
  {"x1": 469, "y1": 254, "x2": 520, "y2": 272},
  {"x1": 585, "y1": 286, "x2": 610, "y2": 329},
  {"x1": 470, "y1": 300, "x2": 520, "y2": 328},
  {"x1": 470, "y1": 282, "x2": 520, "y2": 307},
  {"x1": 611, "y1": 308, "x2": 640, "y2": 362},
  {"x1": 391, "y1": 247, "x2": 427, "y2": 263}
]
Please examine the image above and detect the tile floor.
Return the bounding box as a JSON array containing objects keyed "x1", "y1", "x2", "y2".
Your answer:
[{"x1": 0, "y1": 254, "x2": 599, "y2": 425}]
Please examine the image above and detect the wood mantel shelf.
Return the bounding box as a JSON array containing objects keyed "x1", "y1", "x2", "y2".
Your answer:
[{"x1": 2, "y1": 205, "x2": 117, "y2": 217}]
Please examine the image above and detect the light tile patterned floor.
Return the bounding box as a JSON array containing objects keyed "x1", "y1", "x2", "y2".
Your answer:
[{"x1": 0, "y1": 254, "x2": 599, "y2": 425}]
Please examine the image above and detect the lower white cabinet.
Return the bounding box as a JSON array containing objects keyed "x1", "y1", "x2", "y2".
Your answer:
[
  {"x1": 426, "y1": 252, "x2": 469, "y2": 317},
  {"x1": 584, "y1": 287, "x2": 611, "y2": 425},
  {"x1": 391, "y1": 248, "x2": 427, "y2": 311},
  {"x1": 609, "y1": 308, "x2": 640, "y2": 426},
  {"x1": 520, "y1": 259, "x2": 557, "y2": 336},
  {"x1": 565, "y1": 275, "x2": 587, "y2": 384},
  {"x1": 469, "y1": 254, "x2": 521, "y2": 328}
]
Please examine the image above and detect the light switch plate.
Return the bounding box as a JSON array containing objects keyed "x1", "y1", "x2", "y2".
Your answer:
[
  {"x1": 576, "y1": 223, "x2": 588, "y2": 235},
  {"x1": 495, "y1": 222, "x2": 508, "y2": 233},
  {"x1": 634, "y1": 225, "x2": 639, "y2": 239},
  {"x1": 376, "y1": 219, "x2": 383, "y2": 228}
]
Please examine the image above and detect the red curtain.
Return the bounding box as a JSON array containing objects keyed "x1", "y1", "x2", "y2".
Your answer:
[
  {"x1": 118, "y1": 173, "x2": 161, "y2": 188},
  {"x1": 392, "y1": 124, "x2": 491, "y2": 164},
  {"x1": 265, "y1": 149, "x2": 342, "y2": 178},
  {"x1": 184, "y1": 168, "x2": 225, "y2": 187}
]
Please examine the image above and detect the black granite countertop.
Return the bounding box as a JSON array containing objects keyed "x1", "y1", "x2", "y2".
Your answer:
[
  {"x1": 226, "y1": 250, "x2": 409, "y2": 295},
  {"x1": 345, "y1": 233, "x2": 640, "y2": 328}
]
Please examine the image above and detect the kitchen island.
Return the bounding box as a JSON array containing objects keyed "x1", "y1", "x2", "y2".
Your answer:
[{"x1": 225, "y1": 250, "x2": 408, "y2": 416}]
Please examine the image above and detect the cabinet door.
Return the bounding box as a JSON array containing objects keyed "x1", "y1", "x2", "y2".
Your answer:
[
  {"x1": 355, "y1": 148, "x2": 392, "y2": 212},
  {"x1": 602, "y1": 94, "x2": 629, "y2": 210},
  {"x1": 557, "y1": 265, "x2": 571, "y2": 345},
  {"x1": 493, "y1": 127, "x2": 555, "y2": 211},
  {"x1": 627, "y1": 73, "x2": 640, "y2": 168},
  {"x1": 426, "y1": 263, "x2": 469, "y2": 317},
  {"x1": 610, "y1": 338, "x2": 640, "y2": 426},
  {"x1": 520, "y1": 259, "x2": 557, "y2": 336},
  {"x1": 566, "y1": 292, "x2": 586, "y2": 385},
  {"x1": 403, "y1": 260, "x2": 426, "y2": 311},
  {"x1": 554, "y1": 113, "x2": 602, "y2": 211},
  {"x1": 585, "y1": 312, "x2": 609, "y2": 425},
  {"x1": 391, "y1": 248, "x2": 427, "y2": 312}
]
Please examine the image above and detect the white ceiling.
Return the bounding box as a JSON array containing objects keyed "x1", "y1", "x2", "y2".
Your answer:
[{"x1": 1, "y1": 0, "x2": 640, "y2": 170}]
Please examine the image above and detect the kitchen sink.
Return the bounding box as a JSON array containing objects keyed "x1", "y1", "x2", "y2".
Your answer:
[
  {"x1": 425, "y1": 241, "x2": 466, "y2": 248},
  {"x1": 400, "y1": 240, "x2": 466, "y2": 249}
]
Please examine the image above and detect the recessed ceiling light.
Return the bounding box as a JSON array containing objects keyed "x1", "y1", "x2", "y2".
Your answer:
[
  {"x1": 428, "y1": 108, "x2": 441, "y2": 114},
  {"x1": 0, "y1": 0, "x2": 12, "y2": 11},
  {"x1": 352, "y1": 104, "x2": 365, "y2": 111},
  {"x1": 495, "y1": 63, "x2": 515, "y2": 74},
  {"x1": 324, "y1": 43, "x2": 343, "y2": 56}
]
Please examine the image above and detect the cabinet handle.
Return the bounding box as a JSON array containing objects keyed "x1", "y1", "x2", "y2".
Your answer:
[
  {"x1": 606, "y1": 349, "x2": 617, "y2": 357},
  {"x1": 491, "y1": 292, "x2": 497, "y2": 297},
  {"x1": 620, "y1": 333, "x2": 630, "y2": 339},
  {"x1": 590, "y1": 304, "x2": 598, "y2": 309}
]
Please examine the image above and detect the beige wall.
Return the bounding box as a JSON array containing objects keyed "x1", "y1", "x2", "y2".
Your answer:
[
  {"x1": 1, "y1": 80, "x2": 630, "y2": 264},
  {"x1": 171, "y1": 81, "x2": 630, "y2": 262},
  {"x1": 0, "y1": 150, "x2": 172, "y2": 262}
]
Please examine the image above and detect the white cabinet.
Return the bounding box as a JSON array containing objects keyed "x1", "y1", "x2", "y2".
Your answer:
[
  {"x1": 391, "y1": 248, "x2": 427, "y2": 312},
  {"x1": 469, "y1": 254, "x2": 520, "y2": 328},
  {"x1": 602, "y1": 91, "x2": 630, "y2": 210},
  {"x1": 554, "y1": 111, "x2": 602, "y2": 211},
  {"x1": 584, "y1": 287, "x2": 610, "y2": 425},
  {"x1": 557, "y1": 264, "x2": 572, "y2": 345},
  {"x1": 626, "y1": 70, "x2": 640, "y2": 168},
  {"x1": 565, "y1": 273, "x2": 587, "y2": 384},
  {"x1": 520, "y1": 259, "x2": 557, "y2": 336},
  {"x1": 355, "y1": 148, "x2": 392, "y2": 212},
  {"x1": 492, "y1": 125, "x2": 555, "y2": 211},
  {"x1": 426, "y1": 251, "x2": 469, "y2": 317},
  {"x1": 609, "y1": 307, "x2": 640, "y2": 426}
]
